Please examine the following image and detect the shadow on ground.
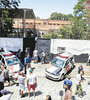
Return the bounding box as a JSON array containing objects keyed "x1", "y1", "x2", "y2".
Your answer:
[{"x1": 23, "y1": 90, "x2": 42, "y2": 98}]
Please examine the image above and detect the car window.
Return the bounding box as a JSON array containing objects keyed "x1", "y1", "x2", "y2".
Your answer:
[
  {"x1": 6, "y1": 57, "x2": 19, "y2": 66},
  {"x1": 51, "y1": 58, "x2": 65, "y2": 68}
]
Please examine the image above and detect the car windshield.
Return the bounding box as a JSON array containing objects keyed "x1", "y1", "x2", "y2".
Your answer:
[
  {"x1": 51, "y1": 58, "x2": 65, "y2": 68},
  {"x1": 6, "y1": 57, "x2": 19, "y2": 66}
]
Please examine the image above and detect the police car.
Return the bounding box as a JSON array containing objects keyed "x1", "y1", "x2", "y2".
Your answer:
[
  {"x1": 45, "y1": 52, "x2": 74, "y2": 80},
  {"x1": 0, "y1": 51, "x2": 24, "y2": 80}
]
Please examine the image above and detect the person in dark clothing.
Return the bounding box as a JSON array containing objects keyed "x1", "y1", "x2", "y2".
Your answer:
[
  {"x1": 45, "y1": 95, "x2": 52, "y2": 100},
  {"x1": 0, "y1": 69, "x2": 4, "y2": 91},
  {"x1": 16, "y1": 49, "x2": 22, "y2": 61},
  {"x1": 3, "y1": 66, "x2": 11, "y2": 86},
  {"x1": 0, "y1": 48, "x2": 4, "y2": 52},
  {"x1": 78, "y1": 64, "x2": 83, "y2": 74},
  {"x1": 24, "y1": 53, "x2": 31, "y2": 74}
]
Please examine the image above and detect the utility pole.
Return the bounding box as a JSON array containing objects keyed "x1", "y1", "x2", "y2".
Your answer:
[{"x1": 23, "y1": 9, "x2": 26, "y2": 38}]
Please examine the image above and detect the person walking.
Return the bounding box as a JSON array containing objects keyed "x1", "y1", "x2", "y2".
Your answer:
[
  {"x1": 27, "y1": 70, "x2": 37, "y2": 98},
  {"x1": 33, "y1": 48, "x2": 38, "y2": 63},
  {"x1": 78, "y1": 64, "x2": 83, "y2": 74},
  {"x1": 16, "y1": 49, "x2": 22, "y2": 61},
  {"x1": 0, "y1": 69, "x2": 4, "y2": 91},
  {"x1": 24, "y1": 53, "x2": 31, "y2": 74},
  {"x1": 26, "y1": 66, "x2": 31, "y2": 87},
  {"x1": 41, "y1": 50, "x2": 47, "y2": 64},
  {"x1": 63, "y1": 75, "x2": 72, "y2": 92},
  {"x1": 87, "y1": 53, "x2": 90, "y2": 66},
  {"x1": 26, "y1": 53, "x2": 31, "y2": 68},
  {"x1": 75, "y1": 70, "x2": 84, "y2": 97},
  {"x1": 45, "y1": 95, "x2": 52, "y2": 100},
  {"x1": 18, "y1": 71, "x2": 26, "y2": 98},
  {"x1": 64, "y1": 84, "x2": 72, "y2": 100},
  {"x1": 3, "y1": 66, "x2": 11, "y2": 86}
]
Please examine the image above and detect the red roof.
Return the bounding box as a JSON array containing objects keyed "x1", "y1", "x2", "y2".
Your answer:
[
  {"x1": 3, "y1": 52, "x2": 14, "y2": 56},
  {"x1": 58, "y1": 54, "x2": 68, "y2": 58}
]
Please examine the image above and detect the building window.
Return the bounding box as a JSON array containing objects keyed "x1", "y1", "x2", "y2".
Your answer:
[
  {"x1": 48, "y1": 23, "x2": 52, "y2": 25},
  {"x1": 53, "y1": 24, "x2": 56, "y2": 25},
  {"x1": 30, "y1": 23, "x2": 33, "y2": 25},
  {"x1": 43, "y1": 22, "x2": 47, "y2": 25},
  {"x1": 38, "y1": 23, "x2": 41, "y2": 25},
  {"x1": 57, "y1": 47, "x2": 66, "y2": 53}
]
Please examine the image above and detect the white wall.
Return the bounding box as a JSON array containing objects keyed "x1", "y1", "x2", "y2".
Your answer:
[
  {"x1": 51, "y1": 39, "x2": 90, "y2": 55},
  {"x1": 0, "y1": 38, "x2": 23, "y2": 52}
]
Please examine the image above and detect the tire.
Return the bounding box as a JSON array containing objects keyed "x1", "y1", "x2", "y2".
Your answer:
[{"x1": 60, "y1": 74, "x2": 64, "y2": 80}]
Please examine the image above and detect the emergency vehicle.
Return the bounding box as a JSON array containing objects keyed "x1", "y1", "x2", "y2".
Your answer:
[
  {"x1": 0, "y1": 51, "x2": 24, "y2": 81},
  {"x1": 45, "y1": 52, "x2": 74, "y2": 80}
]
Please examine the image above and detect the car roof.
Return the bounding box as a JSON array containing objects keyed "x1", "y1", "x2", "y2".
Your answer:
[
  {"x1": 0, "y1": 51, "x2": 15, "y2": 59},
  {"x1": 58, "y1": 52, "x2": 73, "y2": 59},
  {"x1": 55, "y1": 56, "x2": 67, "y2": 61}
]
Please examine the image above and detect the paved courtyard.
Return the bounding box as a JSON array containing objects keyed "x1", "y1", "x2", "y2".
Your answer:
[{"x1": 3, "y1": 62, "x2": 90, "y2": 100}]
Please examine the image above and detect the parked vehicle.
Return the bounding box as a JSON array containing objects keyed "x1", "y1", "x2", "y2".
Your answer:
[
  {"x1": 0, "y1": 51, "x2": 24, "y2": 81},
  {"x1": 45, "y1": 52, "x2": 74, "y2": 80}
]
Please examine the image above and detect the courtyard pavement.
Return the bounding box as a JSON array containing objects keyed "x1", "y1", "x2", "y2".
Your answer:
[{"x1": 3, "y1": 62, "x2": 90, "y2": 100}]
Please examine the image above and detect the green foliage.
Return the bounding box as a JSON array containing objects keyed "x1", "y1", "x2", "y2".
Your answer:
[
  {"x1": 49, "y1": 12, "x2": 73, "y2": 20},
  {"x1": 36, "y1": 16, "x2": 40, "y2": 19},
  {"x1": 74, "y1": 0, "x2": 86, "y2": 18},
  {"x1": 0, "y1": 0, "x2": 20, "y2": 37},
  {"x1": 59, "y1": 26, "x2": 73, "y2": 39},
  {"x1": 0, "y1": 9, "x2": 13, "y2": 36},
  {"x1": 0, "y1": 0, "x2": 20, "y2": 8},
  {"x1": 43, "y1": 32, "x2": 62, "y2": 39},
  {"x1": 71, "y1": 16, "x2": 87, "y2": 39}
]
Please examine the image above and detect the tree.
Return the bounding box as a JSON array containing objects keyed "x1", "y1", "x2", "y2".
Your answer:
[
  {"x1": 43, "y1": 32, "x2": 62, "y2": 39},
  {"x1": 0, "y1": 10, "x2": 13, "y2": 36},
  {"x1": 59, "y1": 26, "x2": 73, "y2": 39},
  {"x1": 0, "y1": 0, "x2": 20, "y2": 8},
  {"x1": 36, "y1": 16, "x2": 40, "y2": 19},
  {"x1": 0, "y1": 0, "x2": 20, "y2": 37},
  {"x1": 71, "y1": 16, "x2": 87, "y2": 39},
  {"x1": 74, "y1": 0, "x2": 86, "y2": 19},
  {"x1": 72, "y1": 0, "x2": 87, "y2": 39},
  {"x1": 49, "y1": 12, "x2": 73, "y2": 20}
]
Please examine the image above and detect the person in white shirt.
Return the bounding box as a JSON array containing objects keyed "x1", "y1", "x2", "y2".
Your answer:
[
  {"x1": 0, "y1": 69, "x2": 4, "y2": 91},
  {"x1": 27, "y1": 70, "x2": 37, "y2": 97},
  {"x1": 75, "y1": 71, "x2": 84, "y2": 96},
  {"x1": 18, "y1": 71, "x2": 26, "y2": 98},
  {"x1": 41, "y1": 50, "x2": 47, "y2": 64},
  {"x1": 87, "y1": 54, "x2": 90, "y2": 65},
  {"x1": 26, "y1": 66, "x2": 31, "y2": 86},
  {"x1": 33, "y1": 49, "x2": 38, "y2": 63}
]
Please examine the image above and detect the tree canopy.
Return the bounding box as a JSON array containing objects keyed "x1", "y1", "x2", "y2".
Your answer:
[
  {"x1": 43, "y1": 0, "x2": 89, "y2": 40},
  {"x1": 49, "y1": 12, "x2": 73, "y2": 20},
  {"x1": 0, "y1": 0, "x2": 20, "y2": 8},
  {"x1": 0, "y1": 0, "x2": 20, "y2": 37}
]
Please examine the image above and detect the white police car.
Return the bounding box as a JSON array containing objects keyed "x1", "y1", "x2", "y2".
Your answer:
[
  {"x1": 45, "y1": 52, "x2": 74, "y2": 80},
  {"x1": 0, "y1": 51, "x2": 24, "y2": 80}
]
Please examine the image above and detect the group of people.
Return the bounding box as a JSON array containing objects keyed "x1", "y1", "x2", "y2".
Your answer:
[
  {"x1": 18, "y1": 68, "x2": 37, "y2": 98},
  {"x1": 0, "y1": 66, "x2": 11, "y2": 98},
  {"x1": 63, "y1": 64, "x2": 84, "y2": 100}
]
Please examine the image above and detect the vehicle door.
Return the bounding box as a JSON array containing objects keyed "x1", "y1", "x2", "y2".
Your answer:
[
  {"x1": 64, "y1": 59, "x2": 71, "y2": 74},
  {"x1": 0, "y1": 55, "x2": 5, "y2": 70}
]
